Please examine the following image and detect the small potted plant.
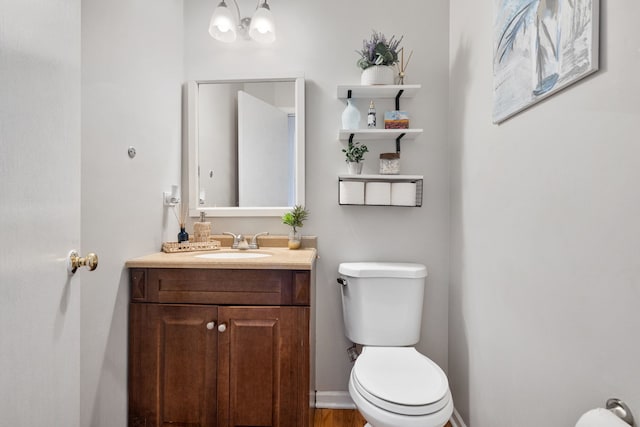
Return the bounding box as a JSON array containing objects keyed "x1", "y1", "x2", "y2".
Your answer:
[
  {"x1": 342, "y1": 140, "x2": 369, "y2": 175},
  {"x1": 356, "y1": 30, "x2": 403, "y2": 85},
  {"x1": 282, "y1": 205, "x2": 309, "y2": 249}
]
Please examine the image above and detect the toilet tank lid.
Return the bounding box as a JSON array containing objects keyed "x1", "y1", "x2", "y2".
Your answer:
[{"x1": 339, "y1": 262, "x2": 427, "y2": 278}]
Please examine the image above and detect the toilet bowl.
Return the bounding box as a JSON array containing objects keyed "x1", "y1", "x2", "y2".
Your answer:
[
  {"x1": 338, "y1": 262, "x2": 453, "y2": 427},
  {"x1": 348, "y1": 347, "x2": 453, "y2": 427}
]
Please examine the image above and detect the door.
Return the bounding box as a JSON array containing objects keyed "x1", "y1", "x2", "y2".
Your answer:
[
  {"x1": 237, "y1": 90, "x2": 290, "y2": 207},
  {"x1": 0, "y1": 0, "x2": 81, "y2": 425},
  {"x1": 217, "y1": 306, "x2": 309, "y2": 427},
  {"x1": 129, "y1": 304, "x2": 218, "y2": 427}
]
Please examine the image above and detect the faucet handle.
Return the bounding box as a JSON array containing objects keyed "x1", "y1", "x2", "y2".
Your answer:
[
  {"x1": 249, "y1": 232, "x2": 269, "y2": 249},
  {"x1": 223, "y1": 232, "x2": 240, "y2": 248}
]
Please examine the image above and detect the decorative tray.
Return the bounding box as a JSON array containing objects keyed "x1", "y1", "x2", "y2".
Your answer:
[{"x1": 161, "y1": 240, "x2": 221, "y2": 253}]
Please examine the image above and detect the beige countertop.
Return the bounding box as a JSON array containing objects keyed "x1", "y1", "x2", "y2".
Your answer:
[{"x1": 126, "y1": 247, "x2": 317, "y2": 270}]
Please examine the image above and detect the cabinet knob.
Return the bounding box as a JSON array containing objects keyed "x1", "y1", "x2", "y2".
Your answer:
[
  {"x1": 206, "y1": 321, "x2": 215, "y2": 330},
  {"x1": 217, "y1": 323, "x2": 227, "y2": 333}
]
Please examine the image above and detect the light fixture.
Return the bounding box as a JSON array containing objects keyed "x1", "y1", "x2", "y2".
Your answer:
[
  {"x1": 248, "y1": 1, "x2": 275, "y2": 43},
  {"x1": 208, "y1": 1, "x2": 237, "y2": 42},
  {"x1": 209, "y1": 0, "x2": 276, "y2": 44}
]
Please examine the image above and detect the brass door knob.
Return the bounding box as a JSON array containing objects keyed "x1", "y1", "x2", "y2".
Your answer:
[{"x1": 67, "y1": 250, "x2": 99, "y2": 274}]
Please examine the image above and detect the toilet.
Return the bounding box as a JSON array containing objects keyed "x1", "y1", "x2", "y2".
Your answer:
[{"x1": 338, "y1": 262, "x2": 453, "y2": 427}]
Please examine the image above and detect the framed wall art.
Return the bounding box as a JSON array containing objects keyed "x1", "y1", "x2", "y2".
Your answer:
[{"x1": 493, "y1": 0, "x2": 599, "y2": 123}]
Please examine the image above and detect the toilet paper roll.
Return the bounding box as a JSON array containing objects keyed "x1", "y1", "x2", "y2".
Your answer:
[
  {"x1": 576, "y1": 408, "x2": 629, "y2": 427},
  {"x1": 391, "y1": 182, "x2": 417, "y2": 206},
  {"x1": 365, "y1": 182, "x2": 391, "y2": 205},
  {"x1": 339, "y1": 181, "x2": 365, "y2": 205}
]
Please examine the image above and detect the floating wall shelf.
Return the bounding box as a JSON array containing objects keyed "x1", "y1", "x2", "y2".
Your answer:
[
  {"x1": 338, "y1": 128, "x2": 423, "y2": 142},
  {"x1": 337, "y1": 84, "x2": 423, "y2": 207},
  {"x1": 337, "y1": 84, "x2": 421, "y2": 100}
]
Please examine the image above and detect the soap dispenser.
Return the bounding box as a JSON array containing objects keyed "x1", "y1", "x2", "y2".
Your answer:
[{"x1": 193, "y1": 211, "x2": 212, "y2": 242}]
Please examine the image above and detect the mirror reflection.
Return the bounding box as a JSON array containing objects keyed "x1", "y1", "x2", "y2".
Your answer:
[{"x1": 186, "y1": 77, "x2": 305, "y2": 217}]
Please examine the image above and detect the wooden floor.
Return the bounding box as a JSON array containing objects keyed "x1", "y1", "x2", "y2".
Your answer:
[{"x1": 313, "y1": 408, "x2": 453, "y2": 427}]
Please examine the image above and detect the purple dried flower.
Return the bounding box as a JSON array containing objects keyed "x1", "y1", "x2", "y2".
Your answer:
[{"x1": 356, "y1": 30, "x2": 404, "y2": 70}]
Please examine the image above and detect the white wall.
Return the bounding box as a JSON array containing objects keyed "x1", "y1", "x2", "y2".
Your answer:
[
  {"x1": 184, "y1": 0, "x2": 451, "y2": 395},
  {"x1": 77, "y1": 0, "x2": 449, "y2": 423},
  {"x1": 81, "y1": 0, "x2": 183, "y2": 425},
  {"x1": 449, "y1": 1, "x2": 640, "y2": 426}
]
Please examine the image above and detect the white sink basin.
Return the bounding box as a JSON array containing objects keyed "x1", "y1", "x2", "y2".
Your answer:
[{"x1": 195, "y1": 252, "x2": 272, "y2": 260}]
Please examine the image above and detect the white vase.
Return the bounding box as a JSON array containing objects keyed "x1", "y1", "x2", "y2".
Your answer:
[
  {"x1": 346, "y1": 162, "x2": 363, "y2": 175},
  {"x1": 341, "y1": 99, "x2": 360, "y2": 130},
  {"x1": 360, "y1": 65, "x2": 395, "y2": 85}
]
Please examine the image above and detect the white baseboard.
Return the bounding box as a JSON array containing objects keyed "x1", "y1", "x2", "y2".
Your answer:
[
  {"x1": 450, "y1": 407, "x2": 468, "y2": 427},
  {"x1": 314, "y1": 391, "x2": 467, "y2": 427},
  {"x1": 314, "y1": 391, "x2": 355, "y2": 409}
]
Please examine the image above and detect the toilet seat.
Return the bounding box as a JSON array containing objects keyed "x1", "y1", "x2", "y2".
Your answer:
[{"x1": 352, "y1": 347, "x2": 450, "y2": 416}]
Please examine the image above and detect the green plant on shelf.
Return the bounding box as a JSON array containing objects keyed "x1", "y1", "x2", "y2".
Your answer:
[{"x1": 342, "y1": 140, "x2": 369, "y2": 163}]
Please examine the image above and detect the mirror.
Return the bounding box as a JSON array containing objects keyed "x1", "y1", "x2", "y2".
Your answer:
[{"x1": 185, "y1": 77, "x2": 305, "y2": 217}]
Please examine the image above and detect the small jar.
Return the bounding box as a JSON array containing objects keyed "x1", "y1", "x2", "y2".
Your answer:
[{"x1": 379, "y1": 153, "x2": 400, "y2": 174}]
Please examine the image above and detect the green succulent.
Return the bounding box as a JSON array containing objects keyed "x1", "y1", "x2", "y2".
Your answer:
[{"x1": 342, "y1": 140, "x2": 369, "y2": 163}]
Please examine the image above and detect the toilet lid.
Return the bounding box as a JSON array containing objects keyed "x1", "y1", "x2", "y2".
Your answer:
[{"x1": 352, "y1": 347, "x2": 450, "y2": 415}]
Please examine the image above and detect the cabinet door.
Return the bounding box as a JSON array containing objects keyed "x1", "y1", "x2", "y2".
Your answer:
[
  {"x1": 217, "y1": 306, "x2": 309, "y2": 427},
  {"x1": 129, "y1": 304, "x2": 218, "y2": 427}
]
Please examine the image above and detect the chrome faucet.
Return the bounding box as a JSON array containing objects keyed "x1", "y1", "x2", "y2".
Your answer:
[
  {"x1": 249, "y1": 232, "x2": 269, "y2": 249},
  {"x1": 223, "y1": 232, "x2": 249, "y2": 249}
]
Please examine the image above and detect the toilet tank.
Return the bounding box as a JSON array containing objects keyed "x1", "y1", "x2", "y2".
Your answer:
[{"x1": 338, "y1": 262, "x2": 427, "y2": 346}]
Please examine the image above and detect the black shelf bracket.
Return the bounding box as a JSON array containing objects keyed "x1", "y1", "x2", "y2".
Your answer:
[
  {"x1": 349, "y1": 133, "x2": 355, "y2": 144},
  {"x1": 395, "y1": 133, "x2": 406, "y2": 153},
  {"x1": 395, "y1": 89, "x2": 404, "y2": 110},
  {"x1": 347, "y1": 89, "x2": 352, "y2": 99}
]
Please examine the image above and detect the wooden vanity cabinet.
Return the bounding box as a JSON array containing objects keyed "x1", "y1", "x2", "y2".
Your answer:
[{"x1": 128, "y1": 268, "x2": 311, "y2": 427}]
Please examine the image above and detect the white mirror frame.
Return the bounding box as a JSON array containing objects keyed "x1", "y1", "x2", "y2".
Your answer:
[{"x1": 185, "y1": 76, "x2": 305, "y2": 217}]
